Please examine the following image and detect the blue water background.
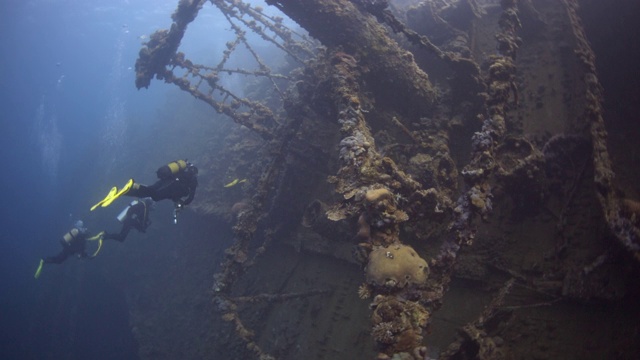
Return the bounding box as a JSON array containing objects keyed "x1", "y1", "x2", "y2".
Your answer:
[{"x1": 0, "y1": 0, "x2": 267, "y2": 357}]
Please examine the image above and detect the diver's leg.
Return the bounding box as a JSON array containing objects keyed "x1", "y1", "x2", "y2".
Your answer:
[
  {"x1": 148, "y1": 179, "x2": 180, "y2": 201},
  {"x1": 105, "y1": 223, "x2": 132, "y2": 242},
  {"x1": 44, "y1": 250, "x2": 70, "y2": 264},
  {"x1": 126, "y1": 183, "x2": 155, "y2": 198}
]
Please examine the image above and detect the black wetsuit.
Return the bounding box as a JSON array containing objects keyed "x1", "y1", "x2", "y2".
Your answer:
[
  {"x1": 43, "y1": 228, "x2": 89, "y2": 264},
  {"x1": 105, "y1": 200, "x2": 151, "y2": 242},
  {"x1": 128, "y1": 165, "x2": 198, "y2": 206}
]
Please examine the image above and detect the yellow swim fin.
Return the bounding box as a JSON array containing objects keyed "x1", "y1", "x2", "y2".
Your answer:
[
  {"x1": 90, "y1": 179, "x2": 134, "y2": 211},
  {"x1": 224, "y1": 178, "x2": 247, "y2": 188},
  {"x1": 91, "y1": 187, "x2": 117, "y2": 211},
  {"x1": 101, "y1": 179, "x2": 134, "y2": 208},
  {"x1": 34, "y1": 259, "x2": 44, "y2": 279},
  {"x1": 90, "y1": 238, "x2": 104, "y2": 258},
  {"x1": 87, "y1": 231, "x2": 105, "y2": 242},
  {"x1": 224, "y1": 179, "x2": 239, "y2": 187}
]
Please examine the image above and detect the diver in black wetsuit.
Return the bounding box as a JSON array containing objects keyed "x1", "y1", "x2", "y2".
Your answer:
[
  {"x1": 42, "y1": 221, "x2": 92, "y2": 264},
  {"x1": 92, "y1": 160, "x2": 198, "y2": 223},
  {"x1": 104, "y1": 198, "x2": 154, "y2": 242},
  {"x1": 34, "y1": 221, "x2": 104, "y2": 278},
  {"x1": 128, "y1": 160, "x2": 198, "y2": 208}
]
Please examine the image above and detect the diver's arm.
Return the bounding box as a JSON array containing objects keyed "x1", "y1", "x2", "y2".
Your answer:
[
  {"x1": 181, "y1": 179, "x2": 197, "y2": 206},
  {"x1": 78, "y1": 235, "x2": 90, "y2": 258}
]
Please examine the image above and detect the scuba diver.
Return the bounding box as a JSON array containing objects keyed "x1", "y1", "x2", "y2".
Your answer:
[
  {"x1": 91, "y1": 160, "x2": 198, "y2": 222},
  {"x1": 34, "y1": 220, "x2": 104, "y2": 279},
  {"x1": 104, "y1": 197, "x2": 154, "y2": 242}
]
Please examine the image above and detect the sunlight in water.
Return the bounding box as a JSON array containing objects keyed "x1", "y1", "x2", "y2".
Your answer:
[
  {"x1": 100, "y1": 27, "x2": 129, "y2": 175},
  {"x1": 35, "y1": 97, "x2": 62, "y2": 183}
]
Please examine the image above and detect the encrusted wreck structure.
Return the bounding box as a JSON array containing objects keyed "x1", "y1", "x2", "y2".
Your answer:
[{"x1": 133, "y1": 0, "x2": 640, "y2": 358}]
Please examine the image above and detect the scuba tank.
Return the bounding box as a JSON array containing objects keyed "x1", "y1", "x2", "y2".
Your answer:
[
  {"x1": 62, "y1": 220, "x2": 85, "y2": 244},
  {"x1": 117, "y1": 200, "x2": 139, "y2": 222},
  {"x1": 156, "y1": 160, "x2": 187, "y2": 179},
  {"x1": 62, "y1": 228, "x2": 80, "y2": 245}
]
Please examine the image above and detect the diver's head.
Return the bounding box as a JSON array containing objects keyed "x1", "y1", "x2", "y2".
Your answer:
[
  {"x1": 74, "y1": 220, "x2": 87, "y2": 233},
  {"x1": 187, "y1": 162, "x2": 198, "y2": 175}
]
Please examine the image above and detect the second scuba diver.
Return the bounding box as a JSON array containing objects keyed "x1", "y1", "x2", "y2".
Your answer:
[
  {"x1": 91, "y1": 160, "x2": 198, "y2": 222},
  {"x1": 34, "y1": 220, "x2": 104, "y2": 279},
  {"x1": 104, "y1": 197, "x2": 154, "y2": 242}
]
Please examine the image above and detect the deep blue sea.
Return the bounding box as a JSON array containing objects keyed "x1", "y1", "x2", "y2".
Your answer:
[{"x1": 0, "y1": 1, "x2": 239, "y2": 357}]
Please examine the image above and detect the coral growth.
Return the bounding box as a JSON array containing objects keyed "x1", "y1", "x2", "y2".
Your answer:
[
  {"x1": 358, "y1": 283, "x2": 372, "y2": 299},
  {"x1": 370, "y1": 295, "x2": 430, "y2": 354},
  {"x1": 231, "y1": 200, "x2": 252, "y2": 216},
  {"x1": 365, "y1": 244, "x2": 429, "y2": 289},
  {"x1": 372, "y1": 321, "x2": 395, "y2": 344},
  {"x1": 365, "y1": 188, "x2": 394, "y2": 203},
  {"x1": 356, "y1": 212, "x2": 371, "y2": 241},
  {"x1": 468, "y1": 183, "x2": 493, "y2": 220},
  {"x1": 360, "y1": 187, "x2": 409, "y2": 245}
]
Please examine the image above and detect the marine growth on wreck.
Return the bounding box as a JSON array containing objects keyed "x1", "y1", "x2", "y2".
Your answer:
[{"x1": 133, "y1": 0, "x2": 640, "y2": 358}]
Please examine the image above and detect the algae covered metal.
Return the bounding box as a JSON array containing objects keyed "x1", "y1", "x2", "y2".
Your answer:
[{"x1": 133, "y1": 0, "x2": 640, "y2": 358}]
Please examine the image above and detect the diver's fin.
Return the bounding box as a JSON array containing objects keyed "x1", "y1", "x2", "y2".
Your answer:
[
  {"x1": 87, "y1": 231, "x2": 105, "y2": 242},
  {"x1": 90, "y1": 179, "x2": 134, "y2": 211},
  {"x1": 224, "y1": 178, "x2": 247, "y2": 188},
  {"x1": 91, "y1": 187, "x2": 118, "y2": 211},
  {"x1": 101, "y1": 179, "x2": 134, "y2": 208},
  {"x1": 34, "y1": 259, "x2": 44, "y2": 279},
  {"x1": 90, "y1": 238, "x2": 104, "y2": 258},
  {"x1": 224, "y1": 179, "x2": 239, "y2": 188}
]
